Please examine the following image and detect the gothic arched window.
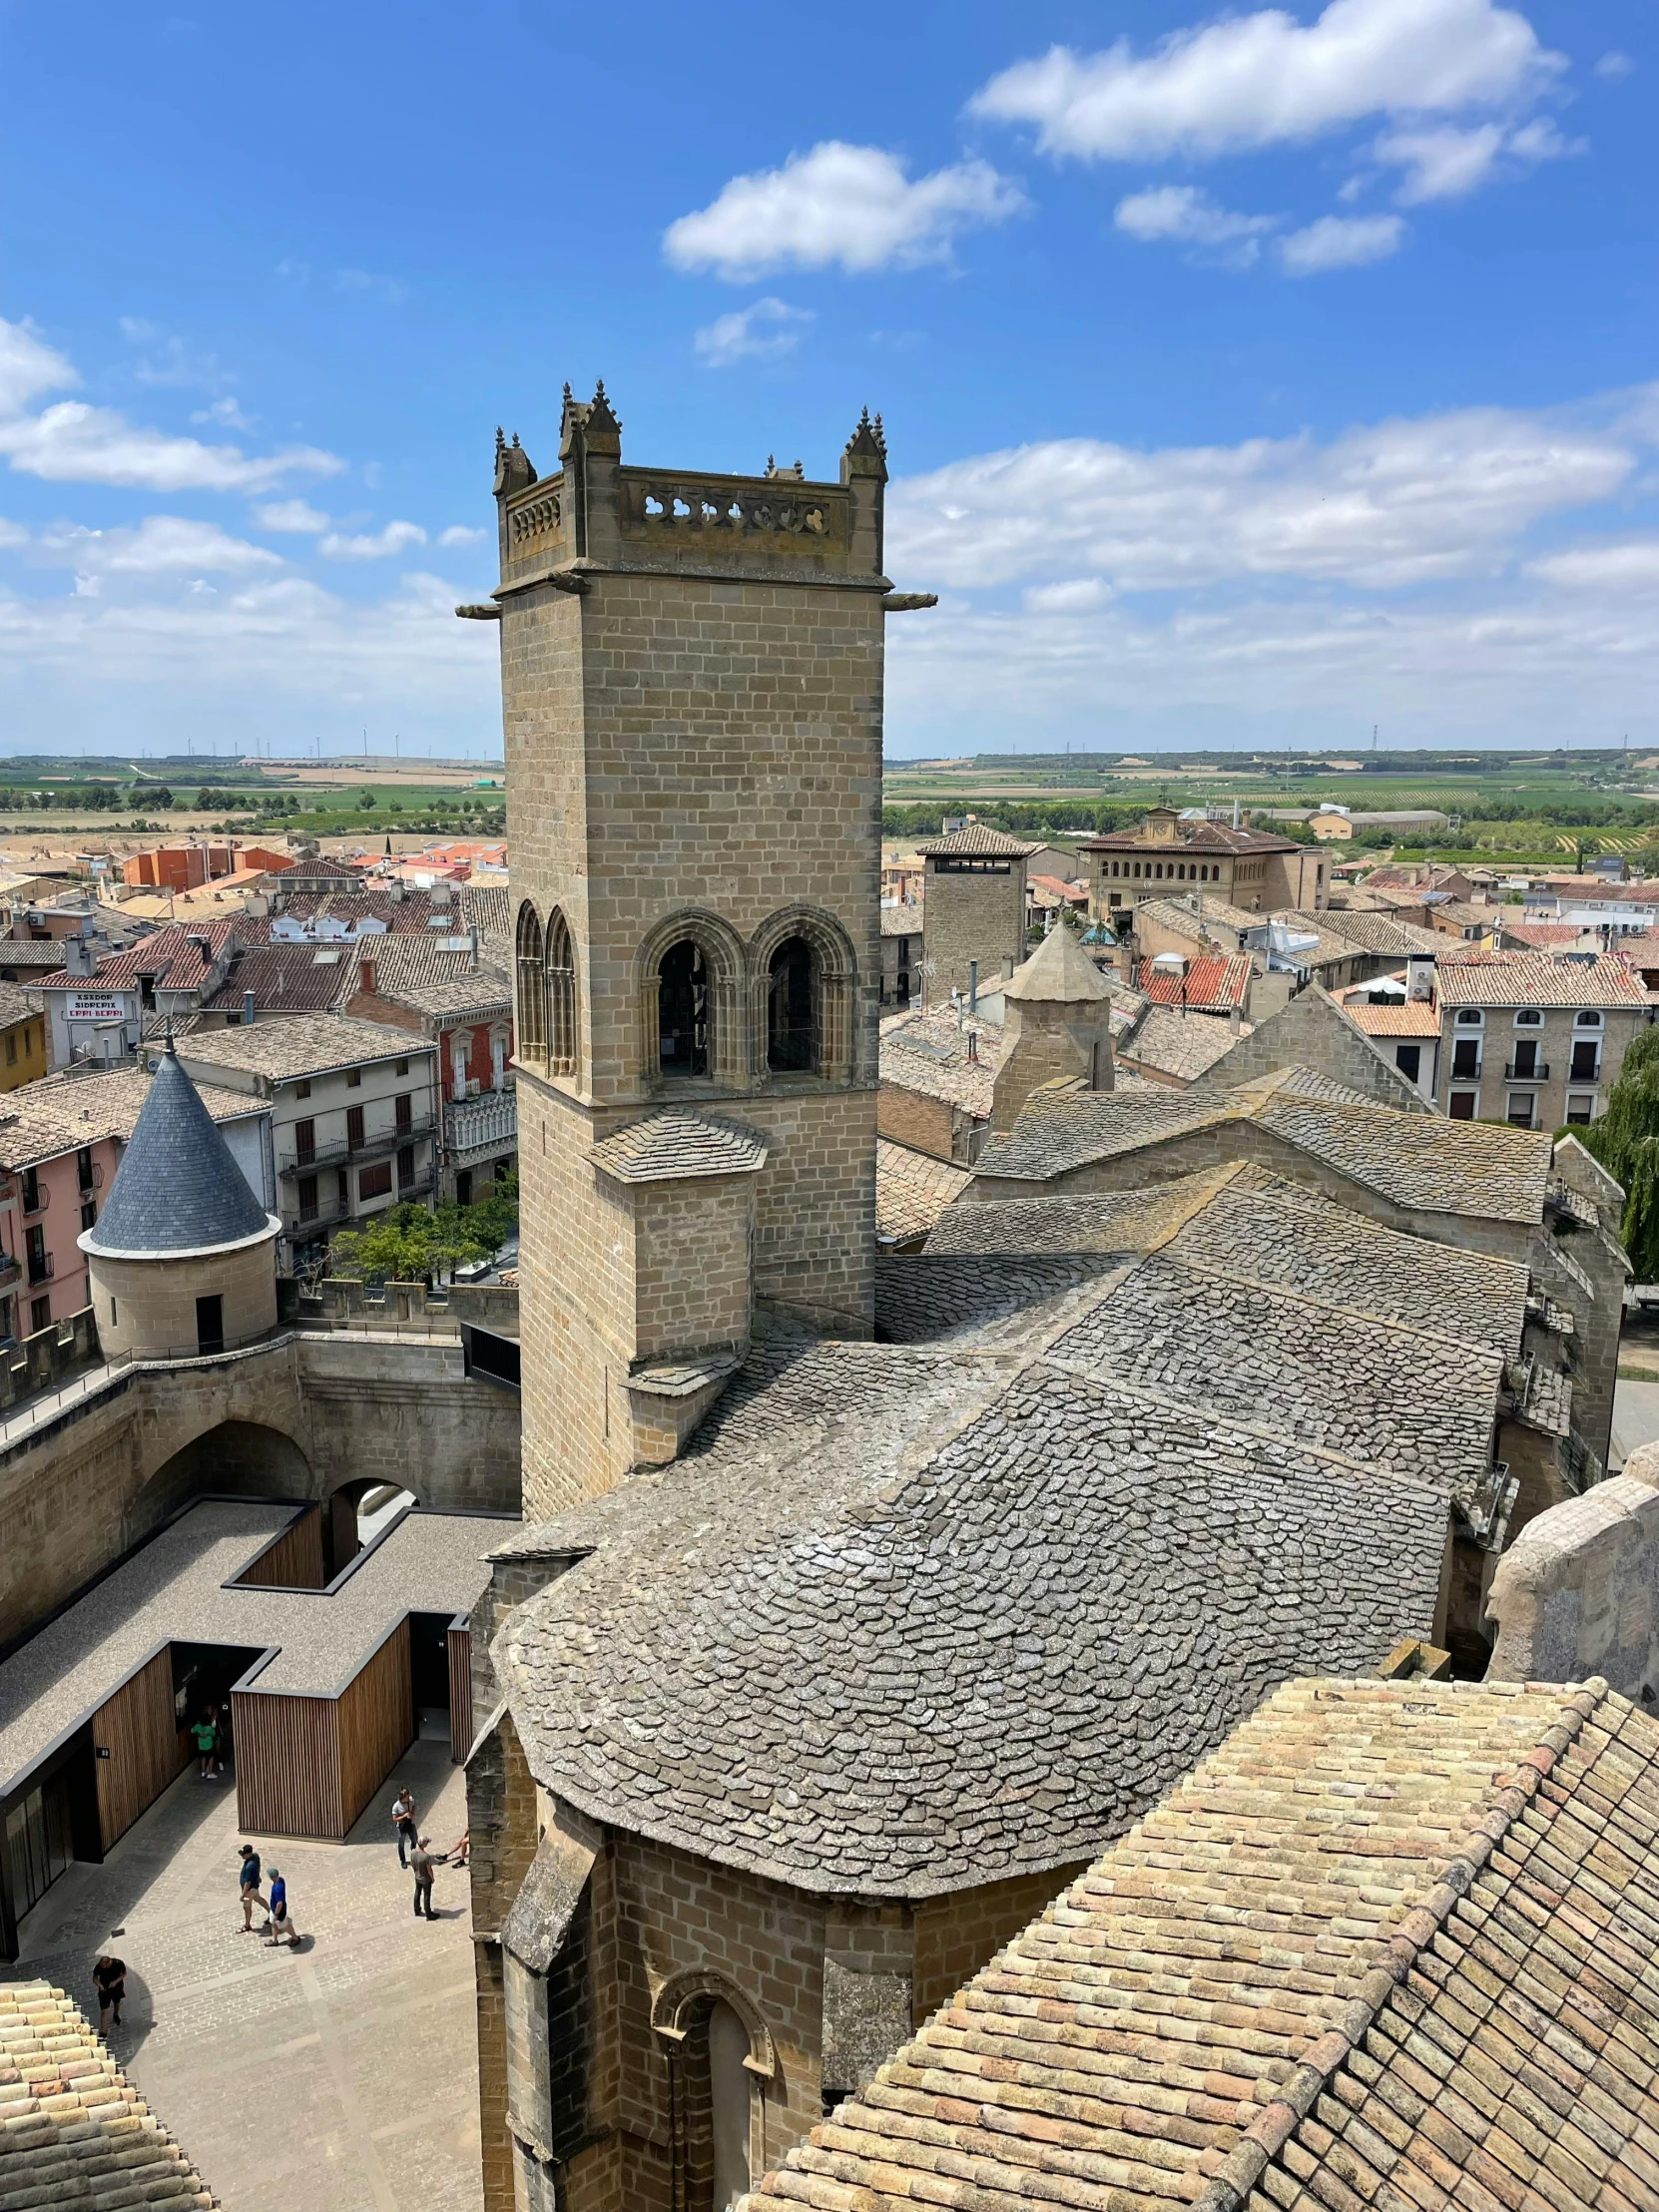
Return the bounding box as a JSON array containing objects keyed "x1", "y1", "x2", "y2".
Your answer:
[
  {"x1": 545, "y1": 908, "x2": 576, "y2": 1077},
  {"x1": 708, "y1": 2000, "x2": 753, "y2": 2209},
  {"x1": 515, "y1": 901, "x2": 545, "y2": 1067},
  {"x1": 658, "y1": 939, "x2": 710, "y2": 1078},
  {"x1": 767, "y1": 935, "x2": 817, "y2": 1073}
]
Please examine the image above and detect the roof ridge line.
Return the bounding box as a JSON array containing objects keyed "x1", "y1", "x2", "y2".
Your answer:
[
  {"x1": 1159, "y1": 1244, "x2": 1507, "y2": 1357},
  {"x1": 1035, "y1": 1356, "x2": 1468, "y2": 1494},
  {"x1": 1139, "y1": 1162, "x2": 1247, "y2": 1257},
  {"x1": 1189, "y1": 1674, "x2": 1612, "y2": 2212}
]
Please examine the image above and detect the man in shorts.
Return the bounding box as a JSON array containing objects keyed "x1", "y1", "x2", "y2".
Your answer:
[
  {"x1": 93, "y1": 1953, "x2": 126, "y2": 2036},
  {"x1": 264, "y1": 1868, "x2": 300, "y2": 1948},
  {"x1": 190, "y1": 1713, "x2": 220, "y2": 1779},
  {"x1": 237, "y1": 1844, "x2": 264, "y2": 1931}
]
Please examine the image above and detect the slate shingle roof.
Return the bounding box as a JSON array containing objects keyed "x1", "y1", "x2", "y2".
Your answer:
[
  {"x1": 0, "y1": 1980, "x2": 214, "y2": 2208},
  {"x1": 496, "y1": 1341, "x2": 1450, "y2": 1896},
  {"x1": 84, "y1": 1042, "x2": 272, "y2": 1256},
  {"x1": 588, "y1": 1110, "x2": 769, "y2": 1184},
  {"x1": 745, "y1": 1674, "x2": 1636, "y2": 2212},
  {"x1": 921, "y1": 1175, "x2": 1232, "y2": 1258},
  {"x1": 973, "y1": 1075, "x2": 1553, "y2": 1224}
]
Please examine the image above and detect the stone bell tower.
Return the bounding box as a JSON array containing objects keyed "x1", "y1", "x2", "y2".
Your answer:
[{"x1": 473, "y1": 386, "x2": 913, "y2": 1517}]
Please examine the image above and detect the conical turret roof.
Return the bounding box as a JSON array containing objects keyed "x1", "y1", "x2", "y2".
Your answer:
[
  {"x1": 1001, "y1": 925, "x2": 1114, "y2": 1005},
  {"x1": 83, "y1": 1040, "x2": 275, "y2": 1257}
]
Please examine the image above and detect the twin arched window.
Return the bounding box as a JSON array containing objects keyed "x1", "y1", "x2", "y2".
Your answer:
[{"x1": 514, "y1": 899, "x2": 577, "y2": 1078}]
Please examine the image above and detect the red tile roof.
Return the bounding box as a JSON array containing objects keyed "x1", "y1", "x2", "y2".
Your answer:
[
  {"x1": 1080, "y1": 819, "x2": 1298, "y2": 855},
  {"x1": 32, "y1": 918, "x2": 238, "y2": 992},
  {"x1": 1436, "y1": 950, "x2": 1649, "y2": 1009},
  {"x1": 1134, "y1": 951, "x2": 1253, "y2": 1012}
]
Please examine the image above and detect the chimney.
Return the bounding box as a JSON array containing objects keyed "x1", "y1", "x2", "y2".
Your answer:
[
  {"x1": 360, "y1": 954, "x2": 376, "y2": 996},
  {"x1": 967, "y1": 1029, "x2": 979, "y2": 1064},
  {"x1": 242, "y1": 988, "x2": 256, "y2": 1026},
  {"x1": 968, "y1": 958, "x2": 979, "y2": 1013},
  {"x1": 470, "y1": 924, "x2": 478, "y2": 970}
]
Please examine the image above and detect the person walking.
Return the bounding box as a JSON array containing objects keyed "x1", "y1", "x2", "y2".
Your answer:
[
  {"x1": 92, "y1": 1953, "x2": 126, "y2": 2036},
  {"x1": 237, "y1": 1844, "x2": 265, "y2": 1931},
  {"x1": 191, "y1": 1710, "x2": 220, "y2": 1780},
  {"x1": 264, "y1": 1867, "x2": 300, "y2": 1948},
  {"x1": 410, "y1": 1836, "x2": 437, "y2": 1920},
  {"x1": 390, "y1": 1785, "x2": 417, "y2": 1869}
]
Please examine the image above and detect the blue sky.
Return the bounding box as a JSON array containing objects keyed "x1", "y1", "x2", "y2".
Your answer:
[{"x1": 0, "y1": 0, "x2": 1653, "y2": 757}]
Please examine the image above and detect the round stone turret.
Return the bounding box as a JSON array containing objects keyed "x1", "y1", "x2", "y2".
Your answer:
[{"x1": 79, "y1": 1040, "x2": 280, "y2": 1360}]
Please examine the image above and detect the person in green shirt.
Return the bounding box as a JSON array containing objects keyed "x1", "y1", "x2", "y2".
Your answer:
[{"x1": 190, "y1": 1714, "x2": 220, "y2": 1780}]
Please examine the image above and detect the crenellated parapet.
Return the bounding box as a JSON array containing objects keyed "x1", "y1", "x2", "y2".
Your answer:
[{"x1": 493, "y1": 383, "x2": 889, "y2": 593}]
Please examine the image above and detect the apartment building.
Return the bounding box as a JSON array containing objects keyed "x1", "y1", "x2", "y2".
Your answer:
[
  {"x1": 1435, "y1": 953, "x2": 1649, "y2": 1127},
  {"x1": 1077, "y1": 808, "x2": 1328, "y2": 917},
  {"x1": 171, "y1": 1015, "x2": 439, "y2": 1264}
]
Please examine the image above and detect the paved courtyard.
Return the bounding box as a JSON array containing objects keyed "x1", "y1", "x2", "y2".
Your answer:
[{"x1": 3, "y1": 1721, "x2": 480, "y2": 2212}]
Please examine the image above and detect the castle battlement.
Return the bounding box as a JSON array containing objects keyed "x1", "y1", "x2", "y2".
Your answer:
[{"x1": 493, "y1": 382, "x2": 888, "y2": 590}]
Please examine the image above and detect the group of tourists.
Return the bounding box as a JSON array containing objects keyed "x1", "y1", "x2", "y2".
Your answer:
[{"x1": 389, "y1": 1782, "x2": 467, "y2": 1919}]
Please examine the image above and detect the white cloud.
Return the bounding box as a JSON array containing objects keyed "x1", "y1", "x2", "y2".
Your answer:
[
  {"x1": 664, "y1": 142, "x2": 1025, "y2": 278},
  {"x1": 1374, "y1": 115, "x2": 1578, "y2": 201},
  {"x1": 1527, "y1": 540, "x2": 1659, "y2": 589},
  {"x1": 318, "y1": 519, "x2": 427, "y2": 559},
  {"x1": 0, "y1": 518, "x2": 25, "y2": 549},
  {"x1": 255, "y1": 499, "x2": 330, "y2": 533},
  {"x1": 335, "y1": 269, "x2": 408, "y2": 306},
  {"x1": 694, "y1": 297, "x2": 815, "y2": 366},
  {"x1": 0, "y1": 317, "x2": 77, "y2": 415},
  {"x1": 885, "y1": 399, "x2": 1634, "y2": 593},
  {"x1": 969, "y1": 0, "x2": 1563, "y2": 162},
  {"x1": 1113, "y1": 185, "x2": 1279, "y2": 262},
  {"x1": 1024, "y1": 578, "x2": 1115, "y2": 612},
  {"x1": 437, "y1": 524, "x2": 486, "y2": 548},
  {"x1": 192, "y1": 395, "x2": 257, "y2": 431},
  {"x1": 38, "y1": 515, "x2": 283, "y2": 575},
  {"x1": 1280, "y1": 213, "x2": 1405, "y2": 273},
  {"x1": 0, "y1": 401, "x2": 342, "y2": 491},
  {"x1": 1596, "y1": 51, "x2": 1634, "y2": 80}
]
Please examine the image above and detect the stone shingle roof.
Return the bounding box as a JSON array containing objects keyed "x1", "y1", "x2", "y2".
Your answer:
[
  {"x1": 1002, "y1": 926, "x2": 1113, "y2": 1004},
  {"x1": 921, "y1": 1175, "x2": 1233, "y2": 1258},
  {"x1": 974, "y1": 1074, "x2": 1553, "y2": 1223},
  {"x1": 0, "y1": 978, "x2": 36, "y2": 1027},
  {"x1": 914, "y1": 826, "x2": 1040, "y2": 858},
  {"x1": 353, "y1": 933, "x2": 513, "y2": 1020},
  {"x1": 879, "y1": 1007, "x2": 1003, "y2": 1115},
  {"x1": 84, "y1": 1042, "x2": 273, "y2": 1257},
  {"x1": 588, "y1": 1109, "x2": 769, "y2": 1184},
  {"x1": 874, "y1": 1140, "x2": 970, "y2": 1244},
  {"x1": 173, "y1": 1012, "x2": 431, "y2": 1084},
  {"x1": 879, "y1": 903, "x2": 922, "y2": 937},
  {"x1": 0, "y1": 1980, "x2": 214, "y2": 2208},
  {"x1": 1435, "y1": 951, "x2": 1650, "y2": 1010},
  {"x1": 746, "y1": 1674, "x2": 1634, "y2": 2212},
  {"x1": 496, "y1": 1333, "x2": 1449, "y2": 1895},
  {"x1": 873, "y1": 1252, "x2": 1121, "y2": 1345},
  {"x1": 1253, "y1": 1091, "x2": 1552, "y2": 1221}
]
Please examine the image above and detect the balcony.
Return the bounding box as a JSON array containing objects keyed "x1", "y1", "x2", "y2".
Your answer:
[
  {"x1": 278, "y1": 1112, "x2": 434, "y2": 1177},
  {"x1": 1504, "y1": 1060, "x2": 1550, "y2": 1081},
  {"x1": 444, "y1": 1091, "x2": 517, "y2": 1166},
  {"x1": 0, "y1": 1254, "x2": 19, "y2": 1289},
  {"x1": 26, "y1": 1252, "x2": 53, "y2": 1287}
]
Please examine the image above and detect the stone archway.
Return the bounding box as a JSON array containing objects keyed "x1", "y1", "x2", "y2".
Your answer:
[{"x1": 131, "y1": 1419, "x2": 315, "y2": 1540}]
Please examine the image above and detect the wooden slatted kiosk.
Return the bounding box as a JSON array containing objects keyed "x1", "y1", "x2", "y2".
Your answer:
[{"x1": 234, "y1": 1619, "x2": 413, "y2": 1841}]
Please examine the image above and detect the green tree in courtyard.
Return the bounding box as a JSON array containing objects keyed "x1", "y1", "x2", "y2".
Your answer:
[{"x1": 1579, "y1": 1026, "x2": 1659, "y2": 1279}]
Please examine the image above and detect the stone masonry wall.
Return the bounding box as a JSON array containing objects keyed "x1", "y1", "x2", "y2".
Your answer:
[
  {"x1": 634, "y1": 1176, "x2": 754, "y2": 1362},
  {"x1": 922, "y1": 861, "x2": 1027, "y2": 1004},
  {"x1": 1485, "y1": 1442, "x2": 1659, "y2": 1698},
  {"x1": 875, "y1": 1081, "x2": 957, "y2": 1164},
  {"x1": 504, "y1": 560, "x2": 883, "y2": 1511}
]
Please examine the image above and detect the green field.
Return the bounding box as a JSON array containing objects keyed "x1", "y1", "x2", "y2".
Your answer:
[{"x1": 0, "y1": 755, "x2": 507, "y2": 839}]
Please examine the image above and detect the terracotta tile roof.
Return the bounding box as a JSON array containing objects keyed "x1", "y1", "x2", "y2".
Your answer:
[
  {"x1": 198, "y1": 944, "x2": 354, "y2": 1016},
  {"x1": 0, "y1": 979, "x2": 37, "y2": 1027},
  {"x1": 747, "y1": 1674, "x2": 1630, "y2": 2212},
  {"x1": 1339, "y1": 997, "x2": 1442, "y2": 1037},
  {"x1": 1275, "y1": 906, "x2": 1442, "y2": 957},
  {"x1": 874, "y1": 1140, "x2": 970, "y2": 1243},
  {"x1": 1136, "y1": 893, "x2": 1265, "y2": 943},
  {"x1": 1080, "y1": 819, "x2": 1299, "y2": 854},
  {"x1": 1436, "y1": 950, "x2": 1650, "y2": 1009},
  {"x1": 914, "y1": 825, "x2": 1041, "y2": 858},
  {"x1": 588, "y1": 1109, "x2": 769, "y2": 1184},
  {"x1": 1134, "y1": 952, "x2": 1253, "y2": 1012},
  {"x1": 173, "y1": 1012, "x2": 432, "y2": 1084},
  {"x1": 0, "y1": 1063, "x2": 265, "y2": 1171},
  {"x1": 0, "y1": 1978, "x2": 215, "y2": 2207},
  {"x1": 31, "y1": 918, "x2": 238, "y2": 992},
  {"x1": 1499, "y1": 919, "x2": 1596, "y2": 947}
]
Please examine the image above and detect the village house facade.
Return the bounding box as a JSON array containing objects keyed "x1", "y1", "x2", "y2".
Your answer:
[{"x1": 1433, "y1": 951, "x2": 1650, "y2": 1126}]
